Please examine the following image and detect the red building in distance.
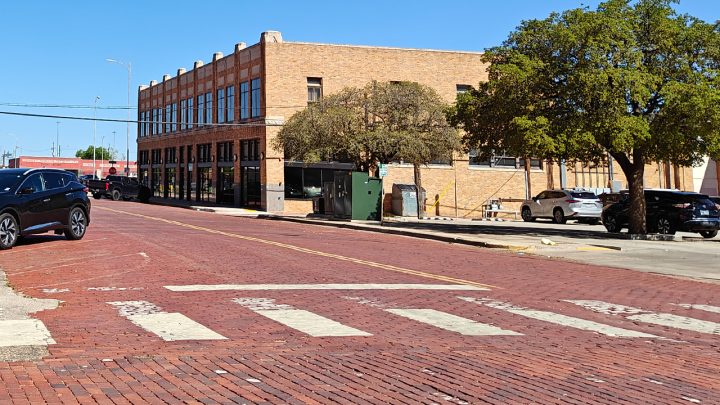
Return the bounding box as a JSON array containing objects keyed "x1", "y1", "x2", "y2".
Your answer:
[{"x1": 7, "y1": 156, "x2": 137, "y2": 178}]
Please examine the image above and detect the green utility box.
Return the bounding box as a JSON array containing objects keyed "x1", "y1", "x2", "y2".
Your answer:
[{"x1": 332, "y1": 172, "x2": 383, "y2": 220}]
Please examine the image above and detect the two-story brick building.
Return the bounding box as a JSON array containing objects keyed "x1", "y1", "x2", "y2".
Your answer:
[{"x1": 137, "y1": 31, "x2": 693, "y2": 217}]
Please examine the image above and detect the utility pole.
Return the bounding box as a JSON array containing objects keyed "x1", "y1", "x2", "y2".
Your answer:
[
  {"x1": 56, "y1": 121, "x2": 61, "y2": 157},
  {"x1": 93, "y1": 96, "x2": 100, "y2": 176},
  {"x1": 1, "y1": 151, "x2": 11, "y2": 168},
  {"x1": 106, "y1": 58, "x2": 132, "y2": 175}
]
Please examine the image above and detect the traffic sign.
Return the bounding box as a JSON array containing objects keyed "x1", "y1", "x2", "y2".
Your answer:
[
  {"x1": 378, "y1": 164, "x2": 388, "y2": 177},
  {"x1": 108, "y1": 167, "x2": 117, "y2": 175}
]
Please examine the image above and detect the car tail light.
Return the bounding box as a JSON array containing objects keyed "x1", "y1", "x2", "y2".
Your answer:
[
  {"x1": 672, "y1": 203, "x2": 691, "y2": 209},
  {"x1": 82, "y1": 187, "x2": 89, "y2": 193},
  {"x1": 105, "y1": 183, "x2": 109, "y2": 191}
]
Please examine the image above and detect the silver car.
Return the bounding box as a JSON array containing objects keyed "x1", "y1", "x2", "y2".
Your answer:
[{"x1": 521, "y1": 189, "x2": 603, "y2": 224}]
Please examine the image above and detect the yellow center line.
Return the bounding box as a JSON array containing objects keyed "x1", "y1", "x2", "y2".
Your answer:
[{"x1": 97, "y1": 206, "x2": 499, "y2": 290}]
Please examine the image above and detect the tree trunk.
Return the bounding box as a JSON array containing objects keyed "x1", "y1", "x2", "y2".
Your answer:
[
  {"x1": 673, "y1": 164, "x2": 681, "y2": 190},
  {"x1": 413, "y1": 164, "x2": 425, "y2": 219},
  {"x1": 524, "y1": 157, "x2": 532, "y2": 197},
  {"x1": 627, "y1": 161, "x2": 646, "y2": 235},
  {"x1": 664, "y1": 161, "x2": 672, "y2": 189},
  {"x1": 546, "y1": 159, "x2": 555, "y2": 190},
  {"x1": 611, "y1": 151, "x2": 647, "y2": 234}
]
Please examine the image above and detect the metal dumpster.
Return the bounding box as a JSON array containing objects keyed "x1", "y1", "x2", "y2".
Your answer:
[{"x1": 391, "y1": 184, "x2": 426, "y2": 217}]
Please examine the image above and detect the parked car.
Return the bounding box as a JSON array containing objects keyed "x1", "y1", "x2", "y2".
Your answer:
[
  {"x1": 521, "y1": 189, "x2": 603, "y2": 224},
  {"x1": 78, "y1": 174, "x2": 99, "y2": 186},
  {"x1": 602, "y1": 190, "x2": 720, "y2": 238},
  {"x1": 87, "y1": 175, "x2": 151, "y2": 202},
  {"x1": 0, "y1": 168, "x2": 91, "y2": 250}
]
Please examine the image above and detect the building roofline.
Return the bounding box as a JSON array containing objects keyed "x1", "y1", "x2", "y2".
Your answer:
[
  {"x1": 284, "y1": 41, "x2": 484, "y2": 55},
  {"x1": 140, "y1": 32, "x2": 484, "y2": 91}
]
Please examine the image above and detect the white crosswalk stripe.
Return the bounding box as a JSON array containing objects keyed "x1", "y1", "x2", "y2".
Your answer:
[
  {"x1": 166, "y1": 283, "x2": 489, "y2": 292},
  {"x1": 233, "y1": 298, "x2": 372, "y2": 337},
  {"x1": 675, "y1": 304, "x2": 720, "y2": 314},
  {"x1": 460, "y1": 297, "x2": 660, "y2": 338},
  {"x1": 386, "y1": 308, "x2": 522, "y2": 336},
  {"x1": 108, "y1": 301, "x2": 227, "y2": 341},
  {"x1": 566, "y1": 300, "x2": 720, "y2": 335},
  {"x1": 0, "y1": 319, "x2": 55, "y2": 347}
]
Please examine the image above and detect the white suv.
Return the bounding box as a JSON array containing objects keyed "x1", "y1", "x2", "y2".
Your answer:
[{"x1": 521, "y1": 190, "x2": 602, "y2": 224}]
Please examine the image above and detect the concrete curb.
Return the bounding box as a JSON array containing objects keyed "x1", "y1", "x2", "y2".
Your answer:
[{"x1": 266, "y1": 216, "x2": 529, "y2": 251}]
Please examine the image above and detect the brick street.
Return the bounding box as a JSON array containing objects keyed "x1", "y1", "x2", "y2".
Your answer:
[{"x1": 1, "y1": 199, "x2": 720, "y2": 404}]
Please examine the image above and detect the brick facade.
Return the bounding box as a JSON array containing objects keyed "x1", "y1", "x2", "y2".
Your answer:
[{"x1": 137, "y1": 31, "x2": 689, "y2": 216}]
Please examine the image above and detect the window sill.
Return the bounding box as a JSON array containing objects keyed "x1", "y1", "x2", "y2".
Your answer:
[{"x1": 468, "y1": 166, "x2": 544, "y2": 172}]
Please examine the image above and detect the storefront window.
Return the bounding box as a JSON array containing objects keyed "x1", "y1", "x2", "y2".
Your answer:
[
  {"x1": 304, "y1": 168, "x2": 322, "y2": 197},
  {"x1": 152, "y1": 168, "x2": 162, "y2": 197},
  {"x1": 285, "y1": 167, "x2": 303, "y2": 198},
  {"x1": 284, "y1": 166, "x2": 337, "y2": 199},
  {"x1": 139, "y1": 169, "x2": 149, "y2": 187}
]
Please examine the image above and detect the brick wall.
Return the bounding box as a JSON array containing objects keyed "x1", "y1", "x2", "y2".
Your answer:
[{"x1": 136, "y1": 31, "x2": 691, "y2": 215}]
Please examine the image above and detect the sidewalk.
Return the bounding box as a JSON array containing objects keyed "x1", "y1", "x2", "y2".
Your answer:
[{"x1": 146, "y1": 197, "x2": 529, "y2": 249}]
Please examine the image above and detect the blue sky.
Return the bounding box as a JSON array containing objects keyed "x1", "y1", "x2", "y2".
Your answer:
[{"x1": 0, "y1": 0, "x2": 717, "y2": 162}]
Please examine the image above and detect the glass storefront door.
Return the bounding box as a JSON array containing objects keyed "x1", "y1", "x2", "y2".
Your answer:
[
  {"x1": 241, "y1": 166, "x2": 260, "y2": 207},
  {"x1": 152, "y1": 167, "x2": 162, "y2": 197},
  {"x1": 199, "y1": 167, "x2": 214, "y2": 202},
  {"x1": 218, "y1": 166, "x2": 234, "y2": 205},
  {"x1": 164, "y1": 167, "x2": 177, "y2": 199}
]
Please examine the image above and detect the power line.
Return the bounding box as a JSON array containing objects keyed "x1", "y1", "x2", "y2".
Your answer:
[
  {"x1": 0, "y1": 102, "x2": 133, "y2": 110},
  {"x1": 0, "y1": 102, "x2": 313, "y2": 110},
  {"x1": 0, "y1": 110, "x2": 284, "y2": 127}
]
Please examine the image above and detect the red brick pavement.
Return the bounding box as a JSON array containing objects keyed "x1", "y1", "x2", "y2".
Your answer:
[{"x1": 1, "y1": 199, "x2": 719, "y2": 403}]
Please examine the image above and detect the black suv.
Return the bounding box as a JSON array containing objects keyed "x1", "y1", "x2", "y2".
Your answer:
[
  {"x1": 602, "y1": 190, "x2": 720, "y2": 238},
  {"x1": 0, "y1": 168, "x2": 91, "y2": 250}
]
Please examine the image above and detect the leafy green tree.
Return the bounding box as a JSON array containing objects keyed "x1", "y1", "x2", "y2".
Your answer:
[
  {"x1": 449, "y1": 0, "x2": 720, "y2": 234},
  {"x1": 75, "y1": 146, "x2": 116, "y2": 161},
  {"x1": 275, "y1": 81, "x2": 461, "y2": 217}
]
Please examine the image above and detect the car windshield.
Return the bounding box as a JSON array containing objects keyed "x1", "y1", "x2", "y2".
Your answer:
[
  {"x1": 0, "y1": 172, "x2": 23, "y2": 192},
  {"x1": 570, "y1": 192, "x2": 597, "y2": 199}
]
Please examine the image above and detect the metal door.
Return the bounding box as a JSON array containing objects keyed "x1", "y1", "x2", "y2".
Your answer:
[{"x1": 333, "y1": 172, "x2": 352, "y2": 219}]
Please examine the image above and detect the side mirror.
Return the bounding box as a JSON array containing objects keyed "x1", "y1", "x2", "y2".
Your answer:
[{"x1": 19, "y1": 187, "x2": 35, "y2": 195}]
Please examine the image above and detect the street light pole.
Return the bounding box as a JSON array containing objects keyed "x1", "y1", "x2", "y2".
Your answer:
[
  {"x1": 101, "y1": 135, "x2": 106, "y2": 173},
  {"x1": 106, "y1": 58, "x2": 132, "y2": 176},
  {"x1": 93, "y1": 96, "x2": 100, "y2": 176}
]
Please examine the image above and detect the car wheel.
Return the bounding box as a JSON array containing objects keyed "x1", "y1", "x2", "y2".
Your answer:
[
  {"x1": 64, "y1": 207, "x2": 88, "y2": 240},
  {"x1": 0, "y1": 213, "x2": 19, "y2": 250},
  {"x1": 138, "y1": 188, "x2": 151, "y2": 203},
  {"x1": 552, "y1": 208, "x2": 566, "y2": 224},
  {"x1": 521, "y1": 207, "x2": 535, "y2": 222},
  {"x1": 603, "y1": 214, "x2": 620, "y2": 233},
  {"x1": 111, "y1": 189, "x2": 121, "y2": 201},
  {"x1": 699, "y1": 230, "x2": 718, "y2": 239},
  {"x1": 92, "y1": 193, "x2": 102, "y2": 199},
  {"x1": 657, "y1": 217, "x2": 676, "y2": 235}
]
